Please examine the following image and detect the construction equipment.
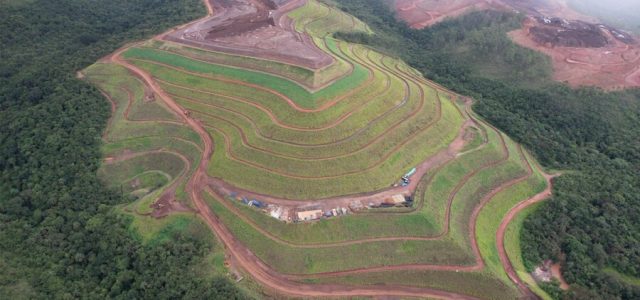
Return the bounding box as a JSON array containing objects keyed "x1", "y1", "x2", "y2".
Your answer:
[{"x1": 401, "y1": 167, "x2": 417, "y2": 186}]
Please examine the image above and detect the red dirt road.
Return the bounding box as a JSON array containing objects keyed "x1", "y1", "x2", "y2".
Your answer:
[{"x1": 496, "y1": 167, "x2": 556, "y2": 298}]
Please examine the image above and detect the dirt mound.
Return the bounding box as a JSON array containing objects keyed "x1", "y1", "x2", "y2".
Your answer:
[
  {"x1": 529, "y1": 17, "x2": 607, "y2": 48},
  {"x1": 165, "y1": 0, "x2": 333, "y2": 69},
  {"x1": 205, "y1": 0, "x2": 277, "y2": 39},
  {"x1": 527, "y1": 16, "x2": 635, "y2": 48}
]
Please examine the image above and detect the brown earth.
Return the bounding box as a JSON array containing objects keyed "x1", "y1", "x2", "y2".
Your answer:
[
  {"x1": 394, "y1": 0, "x2": 504, "y2": 29},
  {"x1": 392, "y1": 0, "x2": 640, "y2": 89},
  {"x1": 392, "y1": 0, "x2": 597, "y2": 30},
  {"x1": 164, "y1": 0, "x2": 333, "y2": 69},
  {"x1": 551, "y1": 263, "x2": 570, "y2": 290},
  {"x1": 509, "y1": 16, "x2": 640, "y2": 90}
]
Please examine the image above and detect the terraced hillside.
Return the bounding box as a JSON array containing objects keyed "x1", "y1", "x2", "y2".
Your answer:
[{"x1": 83, "y1": 0, "x2": 555, "y2": 298}]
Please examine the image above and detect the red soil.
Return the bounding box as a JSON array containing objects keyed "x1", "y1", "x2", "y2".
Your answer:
[
  {"x1": 551, "y1": 263, "x2": 570, "y2": 290},
  {"x1": 393, "y1": 0, "x2": 640, "y2": 89},
  {"x1": 509, "y1": 17, "x2": 640, "y2": 90},
  {"x1": 394, "y1": 0, "x2": 504, "y2": 29},
  {"x1": 164, "y1": 0, "x2": 333, "y2": 70}
]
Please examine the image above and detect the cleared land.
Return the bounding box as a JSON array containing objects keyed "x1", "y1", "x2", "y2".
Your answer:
[
  {"x1": 85, "y1": 0, "x2": 555, "y2": 298},
  {"x1": 393, "y1": 0, "x2": 502, "y2": 29},
  {"x1": 509, "y1": 16, "x2": 640, "y2": 90},
  {"x1": 391, "y1": 0, "x2": 640, "y2": 89}
]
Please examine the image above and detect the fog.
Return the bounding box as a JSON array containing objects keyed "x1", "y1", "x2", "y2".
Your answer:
[{"x1": 566, "y1": 0, "x2": 640, "y2": 32}]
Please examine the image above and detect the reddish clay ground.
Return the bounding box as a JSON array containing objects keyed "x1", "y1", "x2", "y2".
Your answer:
[
  {"x1": 393, "y1": 0, "x2": 640, "y2": 89},
  {"x1": 510, "y1": 17, "x2": 640, "y2": 90},
  {"x1": 551, "y1": 263, "x2": 570, "y2": 290},
  {"x1": 394, "y1": 0, "x2": 503, "y2": 29},
  {"x1": 164, "y1": 0, "x2": 333, "y2": 69},
  {"x1": 393, "y1": 0, "x2": 597, "y2": 30}
]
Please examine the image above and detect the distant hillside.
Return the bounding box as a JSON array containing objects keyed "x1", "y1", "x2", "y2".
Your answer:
[{"x1": 567, "y1": 0, "x2": 640, "y2": 33}]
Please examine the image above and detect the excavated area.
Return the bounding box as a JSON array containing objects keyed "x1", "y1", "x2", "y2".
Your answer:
[
  {"x1": 510, "y1": 16, "x2": 640, "y2": 89},
  {"x1": 392, "y1": 0, "x2": 640, "y2": 89},
  {"x1": 165, "y1": 0, "x2": 333, "y2": 69},
  {"x1": 392, "y1": 0, "x2": 600, "y2": 30},
  {"x1": 528, "y1": 17, "x2": 610, "y2": 48},
  {"x1": 393, "y1": 0, "x2": 504, "y2": 29}
]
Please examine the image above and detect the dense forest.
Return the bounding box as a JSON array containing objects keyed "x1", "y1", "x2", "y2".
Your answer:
[
  {"x1": 332, "y1": 0, "x2": 640, "y2": 299},
  {"x1": 0, "y1": 0, "x2": 245, "y2": 298}
]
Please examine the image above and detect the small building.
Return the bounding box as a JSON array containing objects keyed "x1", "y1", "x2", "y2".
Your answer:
[{"x1": 297, "y1": 209, "x2": 322, "y2": 221}]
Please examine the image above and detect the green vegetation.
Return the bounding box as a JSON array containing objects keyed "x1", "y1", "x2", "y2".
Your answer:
[
  {"x1": 205, "y1": 192, "x2": 476, "y2": 274},
  {"x1": 288, "y1": 0, "x2": 372, "y2": 36},
  {"x1": 207, "y1": 114, "x2": 532, "y2": 249},
  {"x1": 476, "y1": 151, "x2": 546, "y2": 281},
  {"x1": 0, "y1": 0, "x2": 245, "y2": 298},
  {"x1": 0, "y1": 0, "x2": 570, "y2": 298},
  {"x1": 94, "y1": 1, "x2": 551, "y2": 297},
  {"x1": 604, "y1": 268, "x2": 640, "y2": 287},
  {"x1": 148, "y1": 40, "x2": 325, "y2": 89},
  {"x1": 85, "y1": 63, "x2": 204, "y2": 203},
  {"x1": 98, "y1": 152, "x2": 184, "y2": 203},
  {"x1": 332, "y1": 0, "x2": 640, "y2": 298},
  {"x1": 504, "y1": 202, "x2": 554, "y2": 300},
  {"x1": 123, "y1": 8, "x2": 467, "y2": 199},
  {"x1": 123, "y1": 44, "x2": 370, "y2": 109},
  {"x1": 313, "y1": 269, "x2": 521, "y2": 299}
]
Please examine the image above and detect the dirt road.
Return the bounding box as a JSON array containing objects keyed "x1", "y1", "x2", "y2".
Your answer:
[{"x1": 496, "y1": 167, "x2": 557, "y2": 298}]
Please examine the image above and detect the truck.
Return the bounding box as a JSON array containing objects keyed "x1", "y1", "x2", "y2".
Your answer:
[
  {"x1": 401, "y1": 168, "x2": 417, "y2": 187},
  {"x1": 404, "y1": 168, "x2": 417, "y2": 178}
]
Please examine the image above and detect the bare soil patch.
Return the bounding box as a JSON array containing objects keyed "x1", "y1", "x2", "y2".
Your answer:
[
  {"x1": 392, "y1": 0, "x2": 640, "y2": 89},
  {"x1": 164, "y1": 0, "x2": 333, "y2": 69},
  {"x1": 510, "y1": 16, "x2": 640, "y2": 89},
  {"x1": 551, "y1": 263, "x2": 570, "y2": 290},
  {"x1": 394, "y1": 0, "x2": 502, "y2": 29}
]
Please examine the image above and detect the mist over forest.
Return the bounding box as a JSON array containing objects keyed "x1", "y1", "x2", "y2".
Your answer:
[{"x1": 567, "y1": 0, "x2": 640, "y2": 32}]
